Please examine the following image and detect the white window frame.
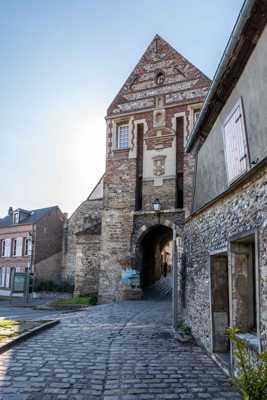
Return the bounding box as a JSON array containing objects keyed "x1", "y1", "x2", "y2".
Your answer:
[
  {"x1": 24, "y1": 238, "x2": 32, "y2": 256},
  {"x1": 117, "y1": 124, "x2": 129, "y2": 149},
  {"x1": 223, "y1": 98, "x2": 249, "y2": 184}
]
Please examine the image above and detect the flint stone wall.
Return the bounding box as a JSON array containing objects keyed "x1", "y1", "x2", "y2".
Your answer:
[{"x1": 183, "y1": 164, "x2": 267, "y2": 352}]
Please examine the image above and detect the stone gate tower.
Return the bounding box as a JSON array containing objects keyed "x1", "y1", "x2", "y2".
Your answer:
[{"x1": 98, "y1": 35, "x2": 210, "y2": 302}]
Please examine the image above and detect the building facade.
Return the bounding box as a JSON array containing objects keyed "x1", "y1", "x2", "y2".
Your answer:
[
  {"x1": 183, "y1": 0, "x2": 267, "y2": 373},
  {"x1": 64, "y1": 35, "x2": 210, "y2": 301},
  {"x1": 0, "y1": 206, "x2": 65, "y2": 296}
]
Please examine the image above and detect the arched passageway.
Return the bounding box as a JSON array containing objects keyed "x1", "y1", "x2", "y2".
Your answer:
[{"x1": 137, "y1": 225, "x2": 173, "y2": 291}]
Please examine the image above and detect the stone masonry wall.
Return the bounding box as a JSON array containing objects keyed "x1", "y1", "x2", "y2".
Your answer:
[
  {"x1": 99, "y1": 154, "x2": 136, "y2": 302},
  {"x1": 142, "y1": 178, "x2": 176, "y2": 211},
  {"x1": 74, "y1": 233, "x2": 101, "y2": 296},
  {"x1": 62, "y1": 199, "x2": 103, "y2": 285},
  {"x1": 183, "y1": 163, "x2": 267, "y2": 352}
]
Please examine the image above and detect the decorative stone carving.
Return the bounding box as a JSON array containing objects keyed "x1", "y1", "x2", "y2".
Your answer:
[
  {"x1": 155, "y1": 96, "x2": 164, "y2": 108},
  {"x1": 153, "y1": 155, "x2": 167, "y2": 177},
  {"x1": 153, "y1": 109, "x2": 165, "y2": 128},
  {"x1": 145, "y1": 127, "x2": 175, "y2": 150},
  {"x1": 155, "y1": 70, "x2": 165, "y2": 85}
]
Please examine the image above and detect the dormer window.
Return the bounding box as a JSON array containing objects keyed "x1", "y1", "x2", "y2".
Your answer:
[
  {"x1": 117, "y1": 124, "x2": 129, "y2": 149},
  {"x1": 13, "y1": 212, "x2": 20, "y2": 224}
]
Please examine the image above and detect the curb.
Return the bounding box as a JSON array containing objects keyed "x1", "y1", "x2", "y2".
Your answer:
[
  {"x1": 0, "y1": 320, "x2": 60, "y2": 355},
  {"x1": 33, "y1": 305, "x2": 90, "y2": 312}
]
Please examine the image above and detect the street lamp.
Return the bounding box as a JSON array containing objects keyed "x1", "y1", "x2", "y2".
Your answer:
[{"x1": 152, "y1": 198, "x2": 161, "y2": 212}]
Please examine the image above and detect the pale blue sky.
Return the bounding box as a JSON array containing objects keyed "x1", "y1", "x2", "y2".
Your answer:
[{"x1": 0, "y1": 0, "x2": 244, "y2": 217}]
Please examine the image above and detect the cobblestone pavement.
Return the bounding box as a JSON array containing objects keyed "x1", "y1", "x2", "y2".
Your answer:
[{"x1": 0, "y1": 299, "x2": 241, "y2": 400}]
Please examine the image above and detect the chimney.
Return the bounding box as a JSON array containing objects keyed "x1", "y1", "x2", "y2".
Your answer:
[{"x1": 8, "y1": 206, "x2": 13, "y2": 216}]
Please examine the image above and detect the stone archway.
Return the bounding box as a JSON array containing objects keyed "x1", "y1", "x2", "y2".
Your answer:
[{"x1": 135, "y1": 224, "x2": 174, "y2": 292}]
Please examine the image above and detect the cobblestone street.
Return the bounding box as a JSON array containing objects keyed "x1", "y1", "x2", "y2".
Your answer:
[{"x1": 0, "y1": 299, "x2": 241, "y2": 400}]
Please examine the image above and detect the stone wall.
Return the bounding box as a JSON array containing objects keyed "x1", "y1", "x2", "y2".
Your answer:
[
  {"x1": 183, "y1": 163, "x2": 267, "y2": 353},
  {"x1": 142, "y1": 178, "x2": 176, "y2": 211},
  {"x1": 62, "y1": 198, "x2": 103, "y2": 285},
  {"x1": 74, "y1": 232, "x2": 101, "y2": 296}
]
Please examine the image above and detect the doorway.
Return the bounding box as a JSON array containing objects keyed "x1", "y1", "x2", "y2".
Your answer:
[{"x1": 210, "y1": 253, "x2": 230, "y2": 364}]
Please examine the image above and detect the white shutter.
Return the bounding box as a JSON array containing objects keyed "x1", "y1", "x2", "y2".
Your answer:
[
  {"x1": 0, "y1": 268, "x2": 4, "y2": 286},
  {"x1": 224, "y1": 100, "x2": 248, "y2": 183},
  {"x1": 17, "y1": 237, "x2": 23, "y2": 256},
  {"x1": 4, "y1": 239, "x2": 11, "y2": 257},
  {"x1": 28, "y1": 239, "x2": 32, "y2": 256},
  {"x1": 5, "y1": 267, "x2": 11, "y2": 288}
]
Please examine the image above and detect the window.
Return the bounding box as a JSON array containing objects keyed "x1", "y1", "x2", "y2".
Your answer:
[
  {"x1": 0, "y1": 267, "x2": 12, "y2": 289},
  {"x1": 24, "y1": 238, "x2": 32, "y2": 256},
  {"x1": 1, "y1": 240, "x2": 5, "y2": 257},
  {"x1": 13, "y1": 212, "x2": 19, "y2": 224},
  {"x1": 231, "y1": 235, "x2": 257, "y2": 334},
  {"x1": 2, "y1": 238, "x2": 11, "y2": 257},
  {"x1": 223, "y1": 99, "x2": 249, "y2": 183},
  {"x1": 12, "y1": 238, "x2": 23, "y2": 257},
  {"x1": 117, "y1": 124, "x2": 129, "y2": 149},
  {"x1": 12, "y1": 239, "x2": 17, "y2": 256}
]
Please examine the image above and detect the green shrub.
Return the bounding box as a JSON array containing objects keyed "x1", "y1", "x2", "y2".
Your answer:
[
  {"x1": 34, "y1": 279, "x2": 74, "y2": 293},
  {"x1": 50, "y1": 295, "x2": 97, "y2": 307},
  {"x1": 226, "y1": 327, "x2": 267, "y2": 400},
  {"x1": 177, "y1": 321, "x2": 192, "y2": 336}
]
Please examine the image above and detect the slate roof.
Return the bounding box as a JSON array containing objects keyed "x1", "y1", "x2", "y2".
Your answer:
[{"x1": 0, "y1": 206, "x2": 59, "y2": 227}]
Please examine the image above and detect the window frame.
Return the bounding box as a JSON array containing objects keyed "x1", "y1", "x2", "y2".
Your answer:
[
  {"x1": 116, "y1": 123, "x2": 129, "y2": 150},
  {"x1": 229, "y1": 232, "x2": 260, "y2": 344},
  {"x1": 12, "y1": 238, "x2": 17, "y2": 257},
  {"x1": 24, "y1": 238, "x2": 32, "y2": 256},
  {"x1": 223, "y1": 98, "x2": 250, "y2": 185}
]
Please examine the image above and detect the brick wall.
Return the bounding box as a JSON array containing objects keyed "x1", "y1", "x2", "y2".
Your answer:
[{"x1": 34, "y1": 207, "x2": 65, "y2": 283}]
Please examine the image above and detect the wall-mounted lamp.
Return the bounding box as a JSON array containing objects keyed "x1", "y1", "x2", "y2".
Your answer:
[{"x1": 152, "y1": 198, "x2": 161, "y2": 212}]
